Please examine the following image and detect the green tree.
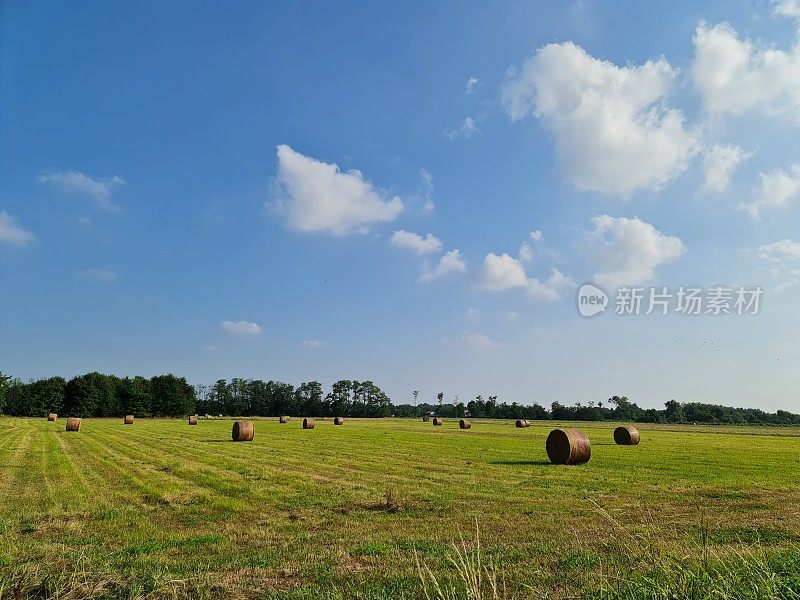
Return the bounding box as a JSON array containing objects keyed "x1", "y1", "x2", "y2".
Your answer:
[
  {"x1": 64, "y1": 372, "x2": 116, "y2": 417},
  {"x1": 0, "y1": 371, "x2": 12, "y2": 414},
  {"x1": 664, "y1": 399, "x2": 685, "y2": 423},
  {"x1": 295, "y1": 381, "x2": 323, "y2": 416},
  {"x1": 150, "y1": 374, "x2": 195, "y2": 417}
]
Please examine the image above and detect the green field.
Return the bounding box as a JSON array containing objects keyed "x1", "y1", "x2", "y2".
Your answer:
[{"x1": 2, "y1": 417, "x2": 800, "y2": 599}]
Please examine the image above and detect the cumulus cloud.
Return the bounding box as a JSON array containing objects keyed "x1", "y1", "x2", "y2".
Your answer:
[
  {"x1": 526, "y1": 268, "x2": 574, "y2": 301},
  {"x1": 519, "y1": 230, "x2": 545, "y2": 263},
  {"x1": 476, "y1": 253, "x2": 529, "y2": 291},
  {"x1": 79, "y1": 268, "x2": 118, "y2": 283},
  {"x1": 739, "y1": 164, "x2": 800, "y2": 219},
  {"x1": 476, "y1": 252, "x2": 573, "y2": 300},
  {"x1": 0, "y1": 211, "x2": 35, "y2": 247},
  {"x1": 702, "y1": 144, "x2": 751, "y2": 193},
  {"x1": 220, "y1": 320, "x2": 262, "y2": 335},
  {"x1": 757, "y1": 238, "x2": 800, "y2": 289},
  {"x1": 38, "y1": 170, "x2": 124, "y2": 210},
  {"x1": 442, "y1": 331, "x2": 497, "y2": 350},
  {"x1": 390, "y1": 230, "x2": 443, "y2": 255},
  {"x1": 445, "y1": 117, "x2": 479, "y2": 140},
  {"x1": 502, "y1": 42, "x2": 698, "y2": 197},
  {"x1": 301, "y1": 339, "x2": 327, "y2": 348},
  {"x1": 419, "y1": 169, "x2": 435, "y2": 211},
  {"x1": 466, "y1": 76, "x2": 480, "y2": 94},
  {"x1": 774, "y1": 0, "x2": 800, "y2": 22},
  {"x1": 585, "y1": 215, "x2": 686, "y2": 288},
  {"x1": 419, "y1": 249, "x2": 467, "y2": 282},
  {"x1": 758, "y1": 238, "x2": 800, "y2": 260},
  {"x1": 692, "y1": 22, "x2": 800, "y2": 120},
  {"x1": 273, "y1": 144, "x2": 403, "y2": 235}
]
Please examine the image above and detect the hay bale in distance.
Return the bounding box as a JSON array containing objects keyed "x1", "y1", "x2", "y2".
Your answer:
[
  {"x1": 279, "y1": 415, "x2": 289, "y2": 424},
  {"x1": 123, "y1": 415, "x2": 134, "y2": 425},
  {"x1": 65, "y1": 417, "x2": 81, "y2": 432},
  {"x1": 432, "y1": 417, "x2": 443, "y2": 426},
  {"x1": 188, "y1": 415, "x2": 198, "y2": 425},
  {"x1": 459, "y1": 419, "x2": 471, "y2": 429},
  {"x1": 47, "y1": 413, "x2": 57, "y2": 422},
  {"x1": 232, "y1": 420, "x2": 254, "y2": 442},
  {"x1": 422, "y1": 415, "x2": 430, "y2": 422},
  {"x1": 303, "y1": 418, "x2": 315, "y2": 429},
  {"x1": 515, "y1": 419, "x2": 528, "y2": 428},
  {"x1": 334, "y1": 417, "x2": 344, "y2": 425},
  {"x1": 546, "y1": 429, "x2": 591, "y2": 465},
  {"x1": 614, "y1": 425, "x2": 640, "y2": 445}
]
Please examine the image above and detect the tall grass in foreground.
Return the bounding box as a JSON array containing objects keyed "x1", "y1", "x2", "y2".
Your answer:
[
  {"x1": 415, "y1": 520, "x2": 506, "y2": 600},
  {"x1": 416, "y1": 513, "x2": 800, "y2": 600}
]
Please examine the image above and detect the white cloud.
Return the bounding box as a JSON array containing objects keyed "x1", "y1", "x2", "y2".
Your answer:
[
  {"x1": 739, "y1": 164, "x2": 800, "y2": 219},
  {"x1": 419, "y1": 249, "x2": 467, "y2": 282},
  {"x1": 774, "y1": 0, "x2": 800, "y2": 22},
  {"x1": 466, "y1": 308, "x2": 481, "y2": 323},
  {"x1": 390, "y1": 230, "x2": 443, "y2": 255},
  {"x1": 476, "y1": 252, "x2": 573, "y2": 300},
  {"x1": 442, "y1": 331, "x2": 497, "y2": 350},
  {"x1": 38, "y1": 170, "x2": 124, "y2": 210},
  {"x1": 585, "y1": 215, "x2": 686, "y2": 288},
  {"x1": 758, "y1": 238, "x2": 800, "y2": 260},
  {"x1": 220, "y1": 320, "x2": 262, "y2": 335},
  {"x1": 519, "y1": 230, "x2": 545, "y2": 263},
  {"x1": 466, "y1": 77, "x2": 480, "y2": 94},
  {"x1": 505, "y1": 310, "x2": 520, "y2": 321},
  {"x1": 502, "y1": 42, "x2": 698, "y2": 197},
  {"x1": 79, "y1": 268, "x2": 118, "y2": 283},
  {"x1": 702, "y1": 144, "x2": 751, "y2": 193},
  {"x1": 273, "y1": 144, "x2": 403, "y2": 235},
  {"x1": 419, "y1": 169, "x2": 435, "y2": 211},
  {"x1": 692, "y1": 22, "x2": 800, "y2": 119},
  {"x1": 301, "y1": 339, "x2": 327, "y2": 348},
  {"x1": 200, "y1": 345, "x2": 218, "y2": 352},
  {"x1": 445, "y1": 117, "x2": 479, "y2": 140},
  {"x1": 0, "y1": 211, "x2": 35, "y2": 247},
  {"x1": 526, "y1": 268, "x2": 574, "y2": 301},
  {"x1": 476, "y1": 253, "x2": 529, "y2": 291},
  {"x1": 757, "y1": 239, "x2": 800, "y2": 289}
]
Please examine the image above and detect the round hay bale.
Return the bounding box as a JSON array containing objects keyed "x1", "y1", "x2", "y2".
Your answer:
[
  {"x1": 334, "y1": 417, "x2": 344, "y2": 425},
  {"x1": 515, "y1": 419, "x2": 528, "y2": 428},
  {"x1": 422, "y1": 415, "x2": 430, "y2": 422},
  {"x1": 188, "y1": 415, "x2": 198, "y2": 425},
  {"x1": 613, "y1": 425, "x2": 640, "y2": 445},
  {"x1": 279, "y1": 415, "x2": 289, "y2": 424},
  {"x1": 432, "y1": 417, "x2": 443, "y2": 426},
  {"x1": 47, "y1": 413, "x2": 57, "y2": 422},
  {"x1": 232, "y1": 420, "x2": 254, "y2": 442},
  {"x1": 303, "y1": 418, "x2": 315, "y2": 430},
  {"x1": 459, "y1": 419, "x2": 471, "y2": 429},
  {"x1": 546, "y1": 429, "x2": 591, "y2": 465},
  {"x1": 123, "y1": 415, "x2": 134, "y2": 425},
  {"x1": 65, "y1": 417, "x2": 81, "y2": 432}
]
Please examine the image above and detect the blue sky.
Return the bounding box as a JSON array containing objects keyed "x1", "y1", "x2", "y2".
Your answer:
[{"x1": 1, "y1": 0, "x2": 798, "y2": 410}]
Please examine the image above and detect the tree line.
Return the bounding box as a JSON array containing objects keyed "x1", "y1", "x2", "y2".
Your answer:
[
  {"x1": 548, "y1": 396, "x2": 800, "y2": 426},
  {"x1": 1, "y1": 371, "x2": 798, "y2": 426},
  {"x1": 0, "y1": 372, "x2": 195, "y2": 418}
]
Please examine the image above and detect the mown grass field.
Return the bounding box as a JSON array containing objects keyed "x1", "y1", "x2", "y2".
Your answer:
[{"x1": 1, "y1": 417, "x2": 800, "y2": 599}]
